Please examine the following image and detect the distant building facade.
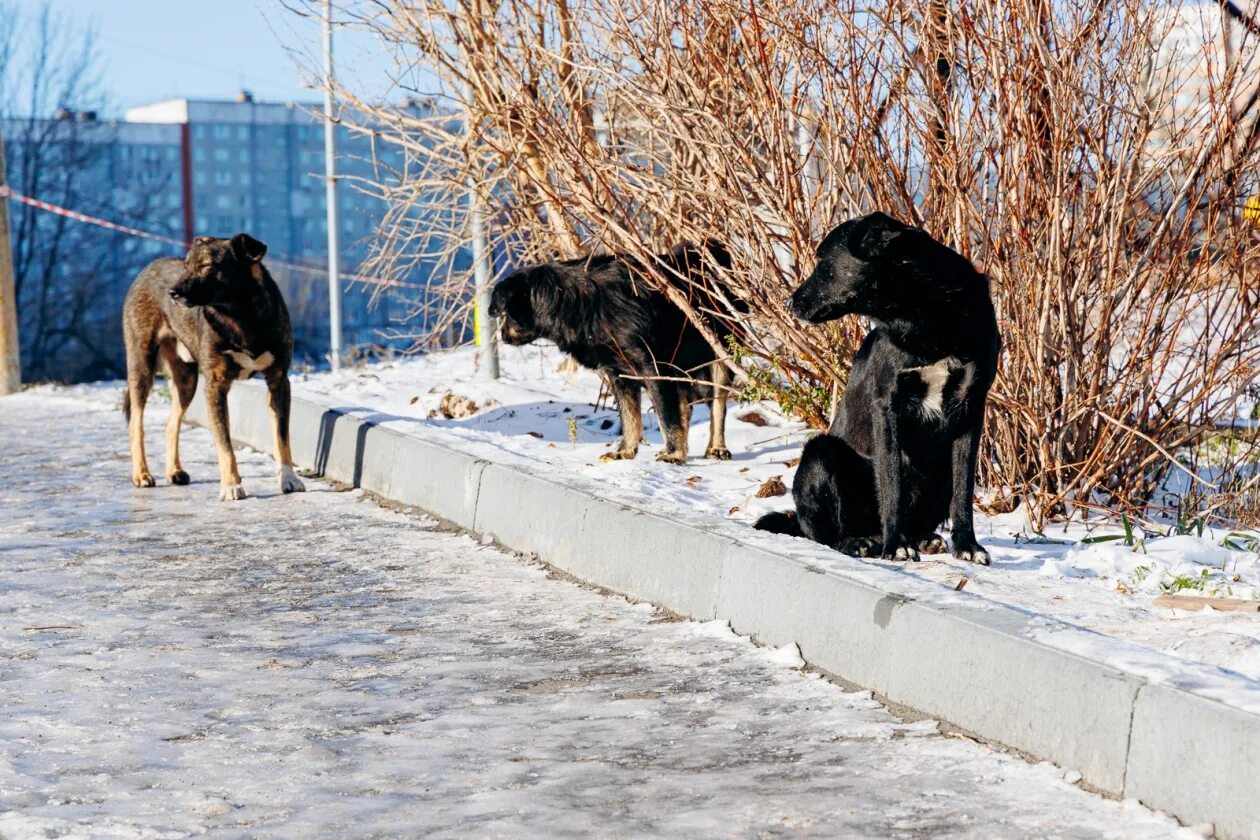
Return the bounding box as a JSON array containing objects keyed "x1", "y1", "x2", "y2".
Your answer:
[{"x1": 2, "y1": 94, "x2": 456, "y2": 378}]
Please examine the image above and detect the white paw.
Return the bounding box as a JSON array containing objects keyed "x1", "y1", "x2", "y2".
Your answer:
[
  {"x1": 278, "y1": 464, "x2": 306, "y2": 494},
  {"x1": 219, "y1": 483, "x2": 247, "y2": 501},
  {"x1": 956, "y1": 548, "x2": 991, "y2": 566}
]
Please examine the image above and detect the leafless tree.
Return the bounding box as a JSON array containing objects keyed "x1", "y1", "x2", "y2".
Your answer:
[
  {"x1": 0, "y1": 1, "x2": 177, "y2": 382},
  {"x1": 304, "y1": 0, "x2": 1260, "y2": 528}
]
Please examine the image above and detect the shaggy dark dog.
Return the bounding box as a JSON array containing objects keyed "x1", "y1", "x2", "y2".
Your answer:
[
  {"x1": 488, "y1": 241, "x2": 740, "y2": 464},
  {"x1": 755, "y1": 212, "x2": 1000, "y2": 563}
]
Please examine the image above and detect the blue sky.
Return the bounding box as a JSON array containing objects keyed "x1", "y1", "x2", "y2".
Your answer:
[{"x1": 46, "y1": 0, "x2": 406, "y2": 113}]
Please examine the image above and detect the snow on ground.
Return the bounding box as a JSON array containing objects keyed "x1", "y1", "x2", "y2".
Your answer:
[
  {"x1": 0, "y1": 392, "x2": 1203, "y2": 838},
  {"x1": 291, "y1": 346, "x2": 1260, "y2": 684}
]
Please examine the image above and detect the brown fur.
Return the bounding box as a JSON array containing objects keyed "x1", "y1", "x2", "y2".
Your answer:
[{"x1": 122, "y1": 234, "x2": 305, "y2": 500}]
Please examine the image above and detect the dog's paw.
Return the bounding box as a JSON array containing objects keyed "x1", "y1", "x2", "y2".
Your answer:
[
  {"x1": 918, "y1": 534, "x2": 948, "y2": 555},
  {"x1": 219, "y1": 483, "x2": 248, "y2": 502},
  {"x1": 704, "y1": 446, "x2": 732, "y2": 461},
  {"x1": 278, "y1": 465, "x2": 306, "y2": 494},
  {"x1": 168, "y1": 470, "x2": 190, "y2": 486},
  {"x1": 599, "y1": 448, "x2": 637, "y2": 463},
  {"x1": 883, "y1": 535, "x2": 920, "y2": 562},
  {"x1": 655, "y1": 450, "x2": 687, "y2": 465},
  {"x1": 132, "y1": 471, "x2": 156, "y2": 488},
  {"x1": 837, "y1": 537, "x2": 881, "y2": 558},
  {"x1": 952, "y1": 536, "x2": 990, "y2": 565}
]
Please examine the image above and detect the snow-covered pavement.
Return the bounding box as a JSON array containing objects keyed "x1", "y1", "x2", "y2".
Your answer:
[
  {"x1": 289, "y1": 347, "x2": 1260, "y2": 684},
  {"x1": 0, "y1": 392, "x2": 1199, "y2": 838}
]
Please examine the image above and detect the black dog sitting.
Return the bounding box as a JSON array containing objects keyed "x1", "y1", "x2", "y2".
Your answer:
[
  {"x1": 756, "y1": 212, "x2": 1000, "y2": 563},
  {"x1": 488, "y1": 241, "x2": 741, "y2": 464}
]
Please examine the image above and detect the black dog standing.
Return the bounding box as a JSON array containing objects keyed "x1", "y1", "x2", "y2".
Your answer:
[
  {"x1": 757, "y1": 213, "x2": 1000, "y2": 563},
  {"x1": 489, "y1": 241, "x2": 741, "y2": 464}
]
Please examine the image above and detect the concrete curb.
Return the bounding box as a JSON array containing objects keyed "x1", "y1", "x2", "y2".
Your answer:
[{"x1": 188, "y1": 383, "x2": 1260, "y2": 839}]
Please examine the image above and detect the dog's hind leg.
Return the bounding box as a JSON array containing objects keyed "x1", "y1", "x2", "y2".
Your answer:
[
  {"x1": 705, "y1": 361, "x2": 732, "y2": 460},
  {"x1": 125, "y1": 328, "x2": 158, "y2": 489},
  {"x1": 160, "y1": 344, "x2": 197, "y2": 486},
  {"x1": 793, "y1": 434, "x2": 880, "y2": 556},
  {"x1": 266, "y1": 370, "x2": 305, "y2": 494},
  {"x1": 647, "y1": 380, "x2": 687, "y2": 464},
  {"x1": 204, "y1": 377, "x2": 245, "y2": 501},
  {"x1": 600, "y1": 377, "x2": 643, "y2": 462}
]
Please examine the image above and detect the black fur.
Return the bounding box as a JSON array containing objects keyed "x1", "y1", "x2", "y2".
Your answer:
[
  {"x1": 489, "y1": 241, "x2": 741, "y2": 464},
  {"x1": 755, "y1": 212, "x2": 1000, "y2": 563}
]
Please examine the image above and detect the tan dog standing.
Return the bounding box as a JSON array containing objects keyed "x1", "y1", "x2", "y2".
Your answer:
[{"x1": 122, "y1": 234, "x2": 304, "y2": 501}]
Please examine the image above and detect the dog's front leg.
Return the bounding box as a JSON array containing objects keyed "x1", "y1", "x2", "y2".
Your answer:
[
  {"x1": 705, "y1": 361, "x2": 732, "y2": 460},
  {"x1": 646, "y1": 379, "x2": 687, "y2": 464},
  {"x1": 267, "y1": 371, "x2": 305, "y2": 494},
  {"x1": 205, "y1": 377, "x2": 246, "y2": 501},
  {"x1": 600, "y1": 377, "x2": 643, "y2": 462},
  {"x1": 875, "y1": 404, "x2": 918, "y2": 561},
  {"x1": 949, "y1": 423, "x2": 989, "y2": 565}
]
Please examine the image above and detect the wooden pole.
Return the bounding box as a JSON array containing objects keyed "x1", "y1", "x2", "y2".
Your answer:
[{"x1": 0, "y1": 133, "x2": 20, "y2": 395}]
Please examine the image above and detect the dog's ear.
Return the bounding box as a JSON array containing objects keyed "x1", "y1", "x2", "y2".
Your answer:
[
  {"x1": 526, "y1": 265, "x2": 564, "y2": 314},
  {"x1": 701, "y1": 239, "x2": 733, "y2": 271},
  {"x1": 230, "y1": 233, "x2": 267, "y2": 264},
  {"x1": 853, "y1": 212, "x2": 907, "y2": 259}
]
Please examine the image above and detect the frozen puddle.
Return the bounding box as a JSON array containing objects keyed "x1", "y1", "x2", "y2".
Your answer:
[{"x1": 0, "y1": 392, "x2": 1200, "y2": 837}]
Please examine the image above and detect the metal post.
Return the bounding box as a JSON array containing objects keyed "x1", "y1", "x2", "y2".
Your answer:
[
  {"x1": 0, "y1": 135, "x2": 20, "y2": 394},
  {"x1": 323, "y1": 0, "x2": 343, "y2": 372},
  {"x1": 465, "y1": 89, "x2": 498, "y2": 379}
]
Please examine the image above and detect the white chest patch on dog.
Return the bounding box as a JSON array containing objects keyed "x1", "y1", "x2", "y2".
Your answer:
[
  {"x1": 227, "y1": 350, "x2": 274, "y2": 378},
  {"x1": 908, "y1": 357, "x2": 961, "y2": 419},
  {"x1": 175, "y1": 341, "x2": 195, "y2": 363}
]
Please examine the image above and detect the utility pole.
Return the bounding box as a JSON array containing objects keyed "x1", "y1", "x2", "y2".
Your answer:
[
  {"x1": 464, "y1": 84, "x2": 499, "y2": 380},
  {"x1": 322, "y1": 0, "x2": 344, "y2": 373},
  {"x1": 469, "y1": 179, "x2": 499, "y2": 380},
  {"x1": 0, "y1": 134, "x2": 20, "y2": 395}
]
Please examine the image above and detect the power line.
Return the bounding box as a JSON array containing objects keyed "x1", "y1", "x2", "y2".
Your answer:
[
  {"x1": 98, "y1": 34, "x2": 305, "y2": 99},
  {"x1": 0, "y1": 184, "x2": 425, "y2": 291}
]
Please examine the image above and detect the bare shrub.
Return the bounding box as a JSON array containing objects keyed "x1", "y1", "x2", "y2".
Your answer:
[{"x1": 303, "y1": 0, "x2": 1260, "y2": 528}]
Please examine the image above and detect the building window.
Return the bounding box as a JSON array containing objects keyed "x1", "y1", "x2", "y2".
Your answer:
[
  {"x1": 237, "y1": 125, "x2": 249, "y2": 141},
  {"x1": 213, "y1": 148, "x2": 230, "y2": 163},
  {"x1": 213, "y1": 124, "x2": 232, "y2": 140},
  {"x1": 214, "y1": 171, "x2": 232, "y2": 186}
]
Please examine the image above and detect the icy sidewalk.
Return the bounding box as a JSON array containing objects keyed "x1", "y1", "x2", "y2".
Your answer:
[
  {"x1": 292, "y1": 347, "x2": 1260, "y2": 683},
  {"x1": 0, "y1": 393, "x2": 1198, "y2": 838}
]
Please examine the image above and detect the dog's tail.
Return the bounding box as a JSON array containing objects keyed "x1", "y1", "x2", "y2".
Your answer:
[
  {"x1": 121, "y1": 387, "x2": 130, "y2": 423},
  {"x1": 754, "y1": 510, "x2": 801, "y2": 536}
]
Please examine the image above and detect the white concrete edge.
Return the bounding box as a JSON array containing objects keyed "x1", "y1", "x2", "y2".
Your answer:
[{"x1": 185, "y1": 383, "x2": 1260, "y2": 840}]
